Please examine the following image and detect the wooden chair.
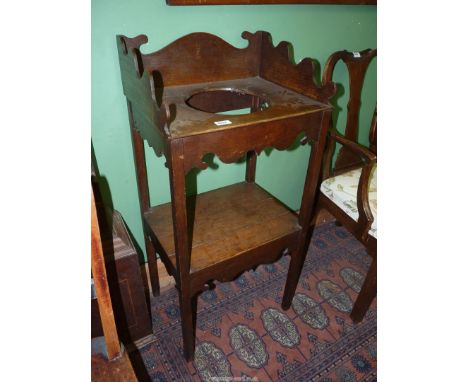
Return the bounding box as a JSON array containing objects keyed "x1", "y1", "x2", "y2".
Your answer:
[{"x1": 310, "y1": 49, "x2": 377, "y2": 323}]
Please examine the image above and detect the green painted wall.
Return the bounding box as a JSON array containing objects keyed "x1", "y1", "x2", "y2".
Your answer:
[{"x1": 92, "y1": 0, "x2": 376, "y2": 261}]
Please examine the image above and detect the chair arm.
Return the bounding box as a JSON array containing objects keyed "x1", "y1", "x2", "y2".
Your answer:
[
  {"x1": 330, "y1": 129, "x2": 377, "y2": 239},
  {"x1": 330, "y1": 129, "x2": 377, "y2": 165},
  {"x1": 356, "y1": 161, "x2": 376, "y2": 241}
]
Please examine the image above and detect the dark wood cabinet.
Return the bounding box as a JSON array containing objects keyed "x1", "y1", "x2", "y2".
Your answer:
[{"x1": 91, "y1": 205, "x2": 153, "y2": 347}]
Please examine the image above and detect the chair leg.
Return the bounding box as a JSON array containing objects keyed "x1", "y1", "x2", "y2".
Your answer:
[
  {"x1": 145, "y1": 235, "x2": 160, "y2": 297},
  {"x1": 350, "y1": 257, "x2": 376, "y2": 323},
  {"x1": 281, "y1": 245, "x2": 308, "y2": 310},
  {"x1": 282, "y1": 218, "x2": 317, "y2": 310},
  {"x1": 179, "y1": 289, "x2": 196, "y2": 361}
]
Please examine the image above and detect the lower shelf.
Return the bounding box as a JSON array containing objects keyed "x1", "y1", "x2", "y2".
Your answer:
[{"x1": 144, "y1": 182, "x2": 300, "y2": 274}]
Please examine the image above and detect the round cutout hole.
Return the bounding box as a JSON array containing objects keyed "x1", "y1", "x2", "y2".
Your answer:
[{"x1": 186, "y1": 89, "x2": 269, "y2": 115}]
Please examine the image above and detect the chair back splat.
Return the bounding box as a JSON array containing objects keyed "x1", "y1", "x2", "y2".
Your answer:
[{"x1": 322, "y1": 49, "x2": 377, "y2": 175}]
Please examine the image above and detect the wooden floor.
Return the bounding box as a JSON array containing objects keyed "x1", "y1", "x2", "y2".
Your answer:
[
  {"x1": 91, "y1": 337, "x2": 137, "y2": 382},
  {"x1": 91, "y1": 353, "x2": 137, "y2": 382}
]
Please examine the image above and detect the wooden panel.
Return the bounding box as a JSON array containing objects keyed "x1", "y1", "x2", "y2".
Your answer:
[
  {"x1": 105, "y1": 254, "x2": 153, "y2": 343},
  {"x1": 91, "y1": 208, "x2": 153, "y2": 344},
  {"x1": 91, "y1": 190, "x2": 121, "y2": 361},
  {"x1": 116, "y1": 35, "x2": 169, "y2": 157},
  {"x1": 138, "y1": 32, "x2": 261, "y2": 87},
  {"x1": 190, "y1": 231, "x2": 298, "y2": 293},
  {"x1": 258, "y1": 33, "x2": 335, "y2": 101},
  {"x1": 162, "y1": 77, "x2": 328, "y2": 138},
  {"x1": 181, "y1": 110, "x2": 323, "y2": 172},
  {"x1": 144, "y1": 182, "x2": 300, "y2": 273}
]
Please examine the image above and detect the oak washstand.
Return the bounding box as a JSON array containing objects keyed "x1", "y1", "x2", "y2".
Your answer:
[{"x1": 116, "y1": 31, "x2": 335, "y2": 360}]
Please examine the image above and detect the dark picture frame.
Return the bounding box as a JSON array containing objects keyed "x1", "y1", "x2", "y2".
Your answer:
[{"x1": 167, "y1": 0, "x2": 376, "y2": 5}]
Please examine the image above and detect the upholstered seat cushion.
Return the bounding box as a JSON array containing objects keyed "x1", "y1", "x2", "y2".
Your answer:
[{"x1": 320, "y1": 165, "x2": 377, "y2": 238}]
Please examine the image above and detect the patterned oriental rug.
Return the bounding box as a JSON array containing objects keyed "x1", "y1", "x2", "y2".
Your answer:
[{"x1": 135, "y1": 222, "x2": 377, "y2": 381}]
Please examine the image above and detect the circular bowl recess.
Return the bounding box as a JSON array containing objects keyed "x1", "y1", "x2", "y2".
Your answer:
[{"x1": 185, "y1": 88, "x2": 269, "y2": 115}]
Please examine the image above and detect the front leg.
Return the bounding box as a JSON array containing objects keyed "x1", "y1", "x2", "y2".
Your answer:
[
  {"x1": 282, "y1": 112, "x2": 330, "y2": 309},
  {"x1": 350, "y1": 255, "x2": 376, "y2": 323},
  {"x1": 168, "y1": 139, "x2": 195, "y2": 360},
  {"x1": 282, "y1": 252, "x2": 305, "y2": 310}
]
